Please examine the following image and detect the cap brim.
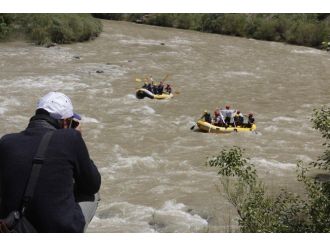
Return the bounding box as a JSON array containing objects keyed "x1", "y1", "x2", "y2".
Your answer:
[{"x1": 73, "y1": 113, "x2": 81, "y2": 120}]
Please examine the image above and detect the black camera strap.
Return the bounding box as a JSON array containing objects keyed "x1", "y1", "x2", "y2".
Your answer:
[{"x1": 20, "y1": 131, "x2": 54, "y2": 215}]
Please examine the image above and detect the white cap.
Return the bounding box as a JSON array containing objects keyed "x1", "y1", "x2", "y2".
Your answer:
[{"x1": 37, "y1": 92, "x2": 81, "y2": 120}]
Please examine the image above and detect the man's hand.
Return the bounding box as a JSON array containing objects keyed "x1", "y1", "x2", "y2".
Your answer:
[{"x1": 75, "y1": 121, "x2": 82, "y2": 133}]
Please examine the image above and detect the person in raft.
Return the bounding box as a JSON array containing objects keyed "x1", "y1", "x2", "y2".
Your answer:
[{"x1": 201, "y1": 110, "x2": 212, "y2": 124}]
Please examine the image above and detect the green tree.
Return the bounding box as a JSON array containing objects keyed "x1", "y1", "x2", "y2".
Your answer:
[{"x1": 207, "y1": 106, "x2": 330, "y2": 232}]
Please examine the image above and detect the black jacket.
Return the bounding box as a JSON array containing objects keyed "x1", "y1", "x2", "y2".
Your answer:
[{"x1": 0, "y1": 114, "x2": 101, "y2": 232}]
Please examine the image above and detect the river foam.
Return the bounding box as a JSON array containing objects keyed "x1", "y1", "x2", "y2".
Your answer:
[
  {"x1": 90, "y1": 199, "x2": 208, "y2": 233},
  {"x1": 0, "y1": 106, "x2": 7, "y2": 115},
  {"x1": 291, "y1": 48, "x2": 324, "y2": 55},
  {"x1": 272, "y1": 116, "x2": 300, "y2": 122},
  {"x1": 250, "y1": 157, "x2": 296, "y2": 170},
  {"x1": 0, "y1": 75, "x2": 88, "y2": 91},
  {"x1": 130, "y1": 105, "x2": 156, "y2": 115}
]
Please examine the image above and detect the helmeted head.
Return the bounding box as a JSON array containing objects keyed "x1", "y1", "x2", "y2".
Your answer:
[
  {"x1": 37, "y1": 92, "x2": 81, "y2": 120},
  {"x1": 237, "y1": 110, "x2": 240, "y2": 114},
  {"x1": 248, "y1": 113, "x2": 253, "y2": 117},
  {"x1": 225, "y1": 105, "x2": 230, "y2": 109}
]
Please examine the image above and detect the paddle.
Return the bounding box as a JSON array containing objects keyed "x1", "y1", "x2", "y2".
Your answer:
[
  {"x1": 219, "y1": 111, "x2": 226, "y2": 127},
  {"x1": 191, "y1": 114, "x2": 204, "y2": 130},
  {"x1": 162, "y1": 74, "x2": 169, "y2": 83},
  {"x1": 162, "y1": 74, "x2": 179, "y2": 95},
  {"x1": 232, "y1": 110, "x2": 237, "y2": 129}
]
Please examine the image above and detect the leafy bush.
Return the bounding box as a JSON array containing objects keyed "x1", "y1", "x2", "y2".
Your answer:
[
  {"x1": 92, "y1": 13, "x2": 124, "y2": 20},
  {"x1": 285, "y1": 21, "x2": 326, "y2": 47},
  {"x1": 173, "y1": 14, "x2": 194, "y2": 29},
  {"x1": 0, "y1": 14, "x2": 102, "y2": 46},
  {"x1": 207, "y1": 106, "x2": 330, "y2": 232},
  {"x1": 253, "y1": 19, "x2": 279, "y2": 41},
  {"x1": 0, "y1": 16, "x2": 10, "y2": 40},
  {"x1": 145, "y1": 14, "x2": 175, "y2": 27},
  {"x1": 217, "y1": 14, "x2": 246, "y2": 36}
]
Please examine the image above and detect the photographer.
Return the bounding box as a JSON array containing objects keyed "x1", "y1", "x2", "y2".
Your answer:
[{"x1": 0, "y1": 92, "x2": 101, "y2": 232}]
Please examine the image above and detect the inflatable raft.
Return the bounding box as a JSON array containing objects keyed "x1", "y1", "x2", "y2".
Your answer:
[
  {"x1": 136, "y1": 88, "x2": 173, "y2": 100},
  {"x1": 197, "y1": 120, "x2": 256, "y2": 133}
]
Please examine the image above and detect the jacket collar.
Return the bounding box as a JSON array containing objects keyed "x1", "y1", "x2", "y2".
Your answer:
[{"x1": 28, "y1": 114, "x2": 61, "y2": 130}]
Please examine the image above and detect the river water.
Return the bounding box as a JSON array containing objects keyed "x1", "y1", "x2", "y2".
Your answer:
[{"x1": 0, "y1": 20, "x2": 329, "y2": 232}]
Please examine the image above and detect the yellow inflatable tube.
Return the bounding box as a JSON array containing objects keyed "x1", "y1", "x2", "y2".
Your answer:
[
  {"x1": 136, "y1": 88, "x2": 173, "y2": 100},
  {"x1": 197, "y1": 120, "x2": 256, "y2": 133}
]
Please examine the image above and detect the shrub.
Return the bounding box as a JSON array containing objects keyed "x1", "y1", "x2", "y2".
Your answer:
[
  {"x1": 146, "y1": 14, "x2": 175, "y2": 27},
  {"x1": 218, "y1": 14, "x2": 246, "y2": 36},
  {"x1": 92, "y1": 14, "x2": 124, "y2": 20},
  {"x1": 173, "y1": 14, "x2": 193, "y2": 29},
  {"x1": 0, "y1": 16, "x2": 10, "y2": 40},
  {"x1": 207, "y1": 106, "x2": 330, "y2": 232},
  {"x1": 253, "y1": 19, "x2": 279, "y2": 41},
  {"x1": 0, "y1": 14, "x2": 102, "y2": 46}
]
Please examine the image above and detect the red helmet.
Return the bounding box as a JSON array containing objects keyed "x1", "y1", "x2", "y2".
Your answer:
[
  {"x1": 248, "y1": 113, "x2": 253, "y2": 116},
  {"x1": 225, "y1": 105, "x2": 230, "y2": 109}
]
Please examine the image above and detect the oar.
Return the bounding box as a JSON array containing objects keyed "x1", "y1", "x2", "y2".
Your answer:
[
  {"x1": 163, "y1": 74, "x2": 177, "y2": 95},
  {"x1": 190, "y1": 117, "x2": 202, "y2": 130},
  {"x1": 190, "y1": 122, "x2": 197, "y2": 130},
  {"x1": 232, "y1": 110, "x2": 237, "y2": 130},
  {"x1": 162, "y1": 74, "x2": 170, "y2": 82},
  {"x1": 219, "y1": 111, "x2": 226, "y2": 126}
]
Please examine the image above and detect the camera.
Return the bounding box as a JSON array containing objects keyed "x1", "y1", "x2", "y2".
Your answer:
[{"x1": 70, "y1": 119, "x2": 80, "y2": 129}]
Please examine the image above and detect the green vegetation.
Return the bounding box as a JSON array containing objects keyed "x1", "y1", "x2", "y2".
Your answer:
[
  {"x1": 206, "y1": 106, "x2": 330, "y2": 232},
  {"x1": 3, "y1": 14, "x2": 328, "y2": 49},
  {"x1": 0, "y1": 14, "x2": 102, "y2": 46},
  {"x1": 2, "y1": 14, "x2": 329, "y2": 49},
  {"x1": 93, "y1": 14, "x2": 330, "y2": 49}
]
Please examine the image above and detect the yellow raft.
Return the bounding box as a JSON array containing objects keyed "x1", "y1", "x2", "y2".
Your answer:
[
  {"x1": 136, "y1": 88, "x2": 173, "y2": 100},
  {"x1": 197, "y1": 120, "x2": 257, "y2": 133}
]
